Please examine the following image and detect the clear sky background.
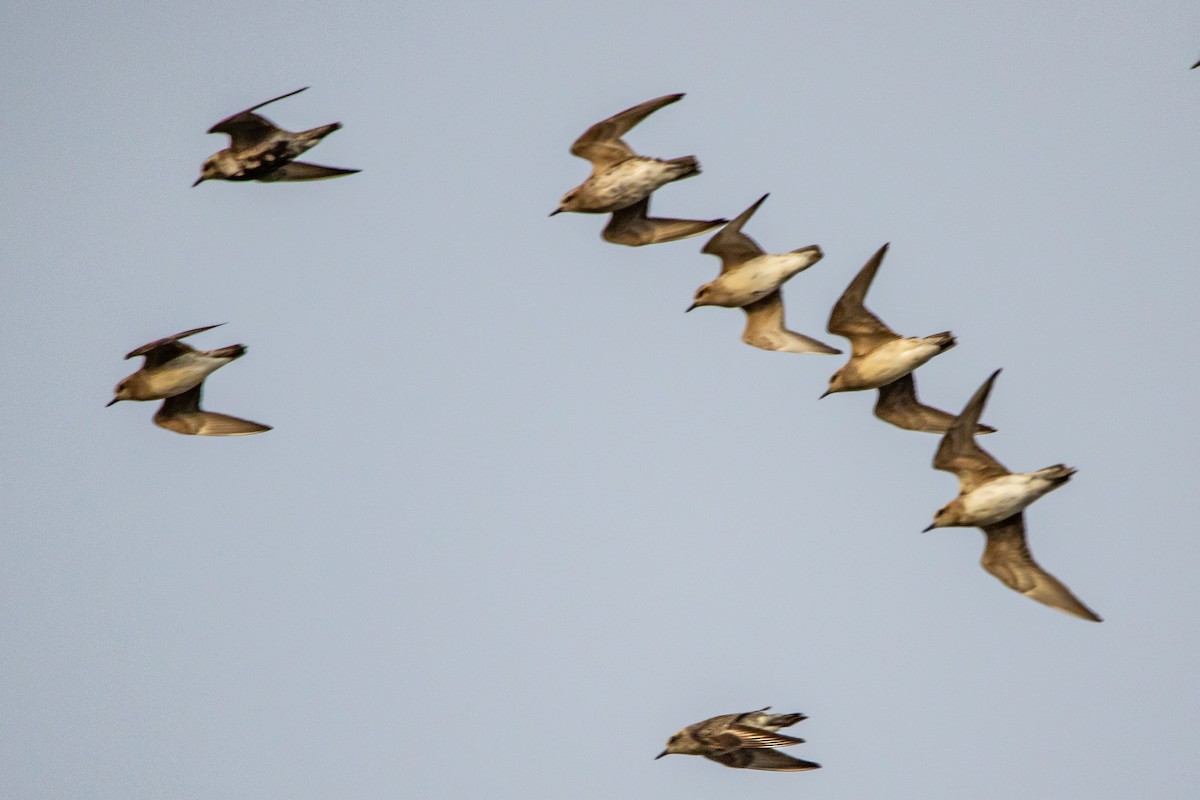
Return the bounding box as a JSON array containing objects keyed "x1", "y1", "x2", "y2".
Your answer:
[{"x1": 2, "y1": 1, "x2": 1198, "y2": 798}]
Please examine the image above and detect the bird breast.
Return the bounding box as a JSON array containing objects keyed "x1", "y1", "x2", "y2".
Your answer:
[{"x1": 584, "y1": 158, "x2": 683, "y2": 210}]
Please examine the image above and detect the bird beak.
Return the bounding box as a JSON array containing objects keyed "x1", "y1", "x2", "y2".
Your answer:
[
  {"x1": 191, "y1": 176, "x2": 205, "y2": 187},
  {"x1": 106, "y1": 397, "x2": 119, "y2": 407},
  {"x1": 921, "y1": 523, "x2": 935, "y2": 533},
  {"x1": 549, "y1": 208, "x2": 562, "y2": 217},
  {"x1": 685, "y1": 303, "x2": 697, "y2": 313},
  {"x1": 818, "y1": 390, "x2": 831, "y2": 399},
  {"x1": 654, "y1": 750, "x2": 668, "y2": 760}
]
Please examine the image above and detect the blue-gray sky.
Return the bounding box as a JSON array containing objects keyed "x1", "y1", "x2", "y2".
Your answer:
[{"x1": 2, "y1": 1, "x2": 1198, "y2": 798}]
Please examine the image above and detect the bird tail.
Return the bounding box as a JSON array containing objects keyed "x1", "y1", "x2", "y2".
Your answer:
[
  {"x1": 665, "y1": 155, "x2": 701, "y2": 180},
  {"x1": 210, "y1": 344, "x2": 247, "y2": 360},
  {"x1": 1035, "y1": 464, "x2": 1076, "y2": 486},
  {"x1": 297, "y1": 122, "x2": 343, "y2": 141},
  {"x1": 927, "y1": 331, "x2": 957, "y2": 352}
]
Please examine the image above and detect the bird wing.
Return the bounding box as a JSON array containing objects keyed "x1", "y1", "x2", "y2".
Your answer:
[
  {"x1": 725, "y1": 725, "x2": 805, "y2": 748},
  {"x1": 601, "y1": 197, "x2": 726, "y2": 246},
  {"x1": 208, "y1": 87, "x2": 308, "y2": 151},
  {"x1": 875, "y1": 373, "x2": 996, "y2": 434},
  {"x1": 705, "y1": 749, "x2": 821, "y2": 772},
  {"x1": 700, "y1": 194, "x2": 769, "y2": 272},
  {"x1": 256, "y1": 162, "x2": 361, "y2": 182},
  {"x1": 741, "y1": 291, "x2": 842, "y2": 355},
  {"x1": 125, "y1": 324, "x2": 224, "y2": 369},
  {"x1": 981, "y1": 514, "x2": 1102, "y2": 622},
  {"x1": 827, "y1": 243, "x2": 900, "y2": 356},
  {"x1": 932, "y1": 369, "x2": 1010, "y2": 493},
  {"x1": 153, "y1": 385, "x2": 272, "y2": 437},
  {"x1": 570, "y1": 93, "x2": 684, "y2": 171}
]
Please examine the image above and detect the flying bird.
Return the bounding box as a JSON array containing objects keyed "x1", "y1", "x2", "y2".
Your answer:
[
  {"x1": 193, "y1": 87, "x2": 360, "y2": 186},
  {"x1": 822, "y1": 243, "x2": 991, "y2": 434},
  {"x1": 551, "y1": 93, "x2": 717, "y2": 222},
  {"x1": 924, "y1": 370, "x2": 1100, "y2": 621},
  {"x1": 108, "y1": 324, "x2": 271, "y2": 436},
  {"x1": 692, "y1": 194, "x2": 839, "y2": 353},
  {"x1": 656, "y1": 707, "x2": 820, "y2": 772}
]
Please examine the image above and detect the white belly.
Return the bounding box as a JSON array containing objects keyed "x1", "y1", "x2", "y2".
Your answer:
[
  {"x1": 853, "y1": 338, "x2": 945, "y2": 388},
  {"x1": 711, "y1": 252, "x2": 819, "y2": 307},
  {"x1": 586, "y1": 159, "x2": 681, "y2": 209},
  {"x1": 959, "y1": 474, "x2": 1053, "y2": 526}
]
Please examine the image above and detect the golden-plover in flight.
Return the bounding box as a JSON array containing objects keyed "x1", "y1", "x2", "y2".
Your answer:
[
  {"x1": 551, "y1": 93, "x2": 725, "y2": 244},
  {"x1": 656, "y1": 707, "x2": 820, "y2": 772},
  {"x1": 108, "y1": 324, "x2": 271, "y2": 436},
  {"x1": 822, "y1": 243, "x2": 991, "y2": 434},
  {"x1": 693, "y1": 193, "x2": 839, "y2": 354},
  {"x1": 924, "y1": 370, "x2": 1100, "y2": 621},
  {"x1": 194, "y1": 87, "x2": 359, "y2": 186}
]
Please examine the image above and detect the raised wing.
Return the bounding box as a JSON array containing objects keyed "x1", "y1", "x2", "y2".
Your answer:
[
  {"x1": 700, "y1": 194, "x2": 768, "y2": 272},
  {"x1": 153, "y1": 385, "x2": 272, "y2": 437},
  {"x1": 256, "y1": 161, "x2": 361, "y2": 182},
  {"x1": 570, "y1": 93, "x2": 684, "y2": 171},
  {"x1": 125, "y1": 323, "x2": 224, "y2": 369},
  {"x1": 601, "y1": 197, "x2": 726, "y2": 246},
  {"x1": 875, "y1": 373, "x2": 997, "y2": 434},
  {"x1": 933, "y1": 369, "x2": 1010, "y2": 493},
  {"x1": 705, "y1": 748, "x2": 821, "y2": 772},
  {"x1": 827, "y1": 243, "x2": 900, "y2": 356},
  {"x1": 742, "y1": 292, "x2": 842, "y2": 355},
  {"x1": 981, "y1": 514, "x2": 1102, "y2": 622},
  {"x1": 208, "y1": 87, "x2": 308, "y2": 151}
]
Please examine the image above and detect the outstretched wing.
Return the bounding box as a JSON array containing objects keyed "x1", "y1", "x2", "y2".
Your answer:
[
  {"x1": 208, "y1": 87, "x2": 308, "y2": 151},
  {"x1": 933, "y1": 369, "x2": 1009, "y2": 493},
  {"x1": 125, "y1": 323, "x2": 224, "y2": 369},
  {"x1": 705, "y1": 748, "x2": 821, "y2": 772},
  {"x1": 601, "y1": 197, "x2": 726, "y2": 246},
  {"x1": 256, "y1": 161, "x2": 361, "y2": 182},
  {"x1": 154, "y1": 385, "x2": 272, "y2": 437},
  {"x1": 827, "y1": 243, "x2": 900, "y2": 356},
  {"x1": 742, "y1": 292, "x2": 842, "y2": 355},
  {"x1": 981, "y1": 514, "x2": 1102, "y2": 622},
  {"x1": 875, "y1": 373, "x2": 996, "y2": 434},
  {"x1": 700, "y1": 194, "x2": 768, "y2": 272},
  {"x1": 570, "y1": 93, "x2": 684, "y2": 171}
]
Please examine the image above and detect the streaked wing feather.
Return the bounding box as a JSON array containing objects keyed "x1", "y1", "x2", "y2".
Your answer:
[
  {"x1": 726, "y1": 725, "x2": 805, "y2": 748},
  {"x1": 981, "y1": 514, "x2": 1102, "y2": 622}
]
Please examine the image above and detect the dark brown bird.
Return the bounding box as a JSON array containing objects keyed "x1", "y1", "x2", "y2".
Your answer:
[
  {"x1": 656, "y1": 707, "x2": 820, "y2": 772},
  {"x1": 194, "y1": 87, "x2": 359, "y2": 186}
]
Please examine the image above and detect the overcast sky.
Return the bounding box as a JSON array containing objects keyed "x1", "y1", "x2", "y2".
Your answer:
[{"x1": 2, "y1": 1, "x2": 1199, "y2": 798}]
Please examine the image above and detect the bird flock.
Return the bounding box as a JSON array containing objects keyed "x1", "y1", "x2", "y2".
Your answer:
[{"x1": 107, "y1": 86, "x2": 1108, "y2": 777}]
